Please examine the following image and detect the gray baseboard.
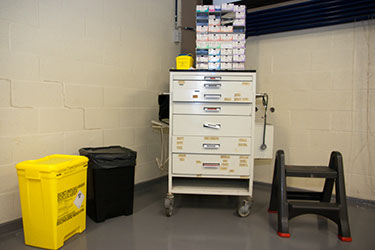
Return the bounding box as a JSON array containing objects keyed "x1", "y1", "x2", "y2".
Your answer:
[
  {"x1": 134, "y1": 175, "x2": 167, "y2": 192},
  {"x1": 0, "y1": 218, "x2": 23, "y2": 236}
]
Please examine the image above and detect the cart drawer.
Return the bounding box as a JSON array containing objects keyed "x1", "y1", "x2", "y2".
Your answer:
[
  {"x1": 173, "y1": 102, "x2": 252, "y2": 115},
  {"x1": 172, "y1": 136, "x2": 251, "y2": 155},
  {"x1": 173, "y1": 115, "x2": 252, "y2": 137},
  {"x1": 173, "y1": 73, "x2": 253, "y2": 81},
  {"x1": 172, "y1": 154, "x2": 251, "y2": 176},
  {"x1": 173, "y1": 81, "x2": 253, "y2": 103}
]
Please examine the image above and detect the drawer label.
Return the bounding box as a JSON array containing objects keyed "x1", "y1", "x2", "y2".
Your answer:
[
  {"x1": 240, "y1": 163, "x2": 248, "y2": 167},
  {"x1": 242, "y1": 82, "x2": 250, "y2": 85},
  {"x1": 193, "y1": 95, "x2": 198, "y2": 98},
  {"x1": 224, "y1": 97, "x2": 232, "y2": 101},
  {"x1": 177, "y1": 146, "x2": 183, "y2": 149},
  {"x1": 240, "y1": 175, "x2": 249, "y2": 179},
  {"x1": 229, "y1": 169, "x2": 235, "y2": 173},
  {"x1": 234, "y1": 93, "x2": 241, "y2": 97},
  {"x1": 238, "y1": 143, "x2": 248, "y2": 147},
  {"x1": 240, "y1": 160, "x2": 247, "y2": 163},
  {"x1": 242, "y1": 97, "x2": 249, "y2": 101},
  {"x1": 204, "y1": 137, "x2": 219, "y2": 140},
  {"x1": 178, "y1": 81, "x2": 185, "y2": 84},
  {"x1": 178, "y1": 154, "x2": 186, "y2": 157},
  {"x1": 196, "y1": 160, "x2": 202, "y2": 164},
  {"x1": 177, "y1": 141, "x2": 183, "y2": 145},
  {"x1": 240, "y1": 156, "x2": 249, "y2": 159},
  {"x1": 221, "y1": 155, "x2": 230, "y2": 159},
  {"x1": 239, "y1": 138, "x2": 247, "y2": 142},
  {"x1": 220, "y1": 167, "x2": 228, "y2": 171},
  {"x1": 222, "y1": 159, "x2": 228, "y2": 163},
  {"x1": 179, "y1": 158, "x2": 185, "y2": 161},
  {"x1": 234, "y1": 98, "x2": 241, "y2": 101},
  {"x1": 222, "y1": 163, "x2": 229, "y2": 166},
  {"x1": 177, "y1": 137, "x2": 184, "y2": 140}
]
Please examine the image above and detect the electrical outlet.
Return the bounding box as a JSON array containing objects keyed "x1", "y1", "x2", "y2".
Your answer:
[{"x1": 174, "y1": 29, "x2": 181, "y2": 43}]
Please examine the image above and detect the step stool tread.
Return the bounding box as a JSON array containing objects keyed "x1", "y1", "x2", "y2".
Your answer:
[
  {"x1": 289, "y1": 201, "x2": 340, "y2": 211},
  {"x1": 285, "y1": 165, "x2": 337, "y2": 178}
]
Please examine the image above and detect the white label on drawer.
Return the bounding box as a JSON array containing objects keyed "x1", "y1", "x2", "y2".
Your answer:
[
  {"x1": 209, "y1": 25, "x2": 221, "y2": 32},
  {"x1": 233, "y1": 62, "x2": 245, "y2": 70},
  {"x1": 209, "y1": 18, "x2": 221, "y2": 26},
  {"x1": 209, "y1": 48, "x2": 221, "y2": 55},
  {"x1": 197, "y1": 55, "x2": 209, "y2": 63},
  {"x1": 209, "y1": 41, "x2": 221, "y2": 49},
  {"x1": 221, "y1": 26, "x2": 233, "y2": 33},
  {"x1": 220, "y1": 34, "x2": 233, "y2": 41},
  {"x1": 236, "y1": 12, "x2": 246, "y2": 18},
  {"x1": 197, "y1": 26, "x2": 209, "y2": 32},
  {"x1": 221, "y1": 62, "x2": 232, "y2": 70},
  {"x1": 220, "y1": 41, "x2": 233, "y2": 49},
  {"x1": 233, "y1": 48, "x2": 245, "y2": 55},
  {"x1": 197, "y1": 34, "x2": 209, "y2": 41},
  {"x1": 221, "y1": 48, "x2": 233, "y2": 55},
  {"x1": 209, "y1": 34, "x2": 221, "y2": 41},
  {"x1": 208, "y1": 62, "x2": 221, "y2": 69},
  {"x1": 209, "y1": 55, "x2": 221, "y2": 62},
  {"x1": 196, "y1": 41, "x2": 209, "y2": 49},
  {"x1": 233, "y1": 19, "x2": 245, "y2": 26},
  {"x1": 233, "y1": 34, "x2": 245, "y2": 41},
  {"x1": 221, "y1": 55, "x2": 232, "y2": 62},
  {"x1": 197, "y1": 63, "x2": 209, "y2": 69},
  {"x1": 233, "y1": 54, "x2": 246, "y2": 62},
  {"x1": 221, "y1": 3, "x2": 234, "y2": 11},
  {"x1": 233, "y1": 41, "x2": 246, "y2": 49},
  {"x1": 234, "y1": 5, "x2": 246, "y2": 12}
]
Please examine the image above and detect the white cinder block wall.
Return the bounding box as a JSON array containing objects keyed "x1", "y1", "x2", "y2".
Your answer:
[
  {"x1": 0, "y1": 0, "x2": 178, "y2": 223},
  {"x1": 248, "y1": 22, "x2": 375, "y2": 201}
]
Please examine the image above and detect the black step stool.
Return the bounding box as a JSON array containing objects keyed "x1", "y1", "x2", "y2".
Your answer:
[{"x1": 268, "y1": 150, "x2": 352, "y2": 242}]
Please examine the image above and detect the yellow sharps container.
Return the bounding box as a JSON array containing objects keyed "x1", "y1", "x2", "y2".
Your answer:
[{"x1": 16, "y1": 154, "x2": 88, "y2": 249}]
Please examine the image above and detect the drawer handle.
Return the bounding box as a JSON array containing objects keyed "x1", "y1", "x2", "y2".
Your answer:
[
  {"x1": 203, "y1": 143, "x2": 220, "y2": 149},
  {"x1": 203, "y1": 123, "x2": 221, "y2": 129},
  {"x1": 204, "y1": 94, "x2": 221, "y2": 99},
  {"x1": 204, "y1": 76, "x2": 222, "y2": 81},
  {"x1": 204, "y1": 83, "x2": 222, "y2": 88},
  {"x1": 203, "y1": 163, "x2": 220, "y2": 168},
  {"x1": 203, "y1": 107, "x2": 221, "y2": 112}
]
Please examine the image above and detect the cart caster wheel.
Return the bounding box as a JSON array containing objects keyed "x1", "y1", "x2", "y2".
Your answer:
[
  {"x1": 165, "y1": 207, "x2": 173, "y2": 217},
  {"x1": 164, "y1": 194, "x2": 174, "y2": 217},
  {"x1": 237, "y1": 199, "x2": 252, "y2": 217}
]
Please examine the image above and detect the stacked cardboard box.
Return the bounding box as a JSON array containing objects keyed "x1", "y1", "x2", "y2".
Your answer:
[{"x1": 196, "y1": 3, "x2": 246, "y2": 70}]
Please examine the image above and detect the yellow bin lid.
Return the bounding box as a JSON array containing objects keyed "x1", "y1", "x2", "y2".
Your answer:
[{"x1": 16, "y1": 154, "x2": 88, "y2": 173}]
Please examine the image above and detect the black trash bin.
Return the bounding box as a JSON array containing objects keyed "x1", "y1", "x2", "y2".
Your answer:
[{"x1": 79, "y1": 146, "x2": 137, "y2": 223}]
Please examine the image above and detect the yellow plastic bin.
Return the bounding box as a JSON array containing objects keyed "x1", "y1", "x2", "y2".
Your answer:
[
  {"x1": 176, "y1": 53, "x2": 194, "y2": 69},
  {"x1": 16, "y1": 155, "x2": 88, "y2": 250}
]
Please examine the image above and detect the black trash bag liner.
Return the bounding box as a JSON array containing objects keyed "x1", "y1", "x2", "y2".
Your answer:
[
  {"x1": 158, "y1": 93, "x2": 169, "y2": 121},
  {"x1": 79, "y1": 146, "x2": 137, "y2": 169}
]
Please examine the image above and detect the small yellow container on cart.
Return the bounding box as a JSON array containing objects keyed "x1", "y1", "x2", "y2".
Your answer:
[
  {"x1": 16, "y1": 154, "x2": 88, "y2": 250},
  {"x1": 176, "y1": 53, "x2": 194, "y2": 69}
]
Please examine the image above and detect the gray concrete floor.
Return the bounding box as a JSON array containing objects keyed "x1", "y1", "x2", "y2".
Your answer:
[{"x1": 0, "y1": 180, "x2": 374, "y2": 250}]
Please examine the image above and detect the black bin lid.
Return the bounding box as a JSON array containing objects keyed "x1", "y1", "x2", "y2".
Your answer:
[{"x1": 79, "y1": 146, "x2": 137, "y2": 169}]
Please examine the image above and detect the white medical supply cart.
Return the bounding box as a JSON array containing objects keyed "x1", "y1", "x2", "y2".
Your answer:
[{"x1": 165, "y1": 70, "x2": 256, "y2": 217}]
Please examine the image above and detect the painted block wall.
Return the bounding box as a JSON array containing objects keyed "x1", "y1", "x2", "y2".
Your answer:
[
  {"x1": 0, "y1": 0, "x2": 178, "y2": 223},
  {"x1": 248, "y1": 21, "x2": 375, "y2": 201}
]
